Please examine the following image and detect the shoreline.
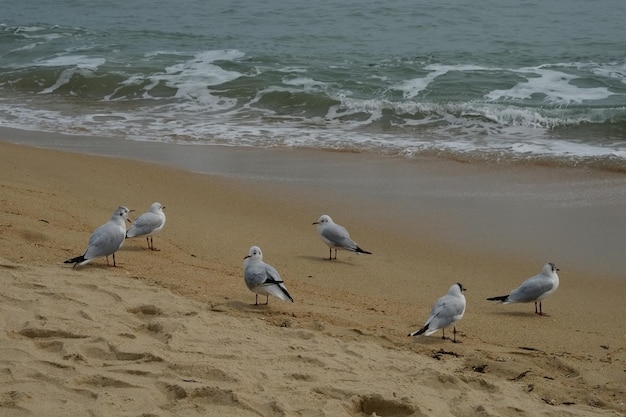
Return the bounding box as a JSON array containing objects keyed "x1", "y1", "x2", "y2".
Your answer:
[
  {"x1": 0, "y1": 136, "x2": 625, "y2": 416},
  {"x1": 1, "y1": 127, "x2": 625, "y2": 279}
]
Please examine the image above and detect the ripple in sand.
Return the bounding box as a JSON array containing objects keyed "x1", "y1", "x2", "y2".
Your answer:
[
  {"x1": 18, "y1": 327, "x2": 88, "y2": 339},
  {"x1": 349, "y1": 393, "x2": 420, "y2": 417}
]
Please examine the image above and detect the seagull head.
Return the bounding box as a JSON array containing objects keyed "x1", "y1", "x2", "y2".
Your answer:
[
  {"x1": 150, "y1": 202, "x2": 165, "y2": 212},
  {"x1": 313, "y1": 214, "x2": 333, "y2": 225},
  {"x1": 543, "y1": 262, "x2": 559, "y2": 276},
  {"x1": 449, "y1": 283, "x2": 466, "y2": 295},
  {"x1": 114, "y1": 206, "x2": 132, "y2": 221},
  {"x1": 244, "y1": 245, "x2": 263, "y2": 261}
]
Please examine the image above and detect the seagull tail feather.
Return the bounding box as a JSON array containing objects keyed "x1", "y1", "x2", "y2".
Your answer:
[
  {"x1": 281, "y1": 286, "x2": 294, "y2": 303},
  {"x1": 275, "y1": 283, "x2": 294, "y2": 303},
  {"x1": 64, "y1": 255, "x2": 85, "y2": 266},
  {"x1": 487, "y1": 295, "x2": 509, "y2": 302},
  {"x1": 355, "y1": 246, "x2": 372, "y2": 255},
  {"x1": 408, "y1": 326, "x2": 428, "y2": 337}
]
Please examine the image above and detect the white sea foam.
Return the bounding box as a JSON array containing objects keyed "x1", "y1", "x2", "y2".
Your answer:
[
  {"x1": 394, "y1": 64, "x2": 490, "y2": 99},
  {"x1": 12, "y1": 26, "x2": 46, "y2": 33},
  {"x1": 8, "y1": 42, "x2": 41, "y2": 53},
  {"x1": 35, "y1": 55, "x2": 105, "y2": 69},
  {"x1": 144, "y1": 50, "x2": 189, "y2": 58},
  {"x1": 394, "y1": 70, "x2": 443, "y2": 99},
  {"x1": 486, "y1": 67, "x2": 614, "y2": 105},
  {"x1": 394, "y1": 63, "x2": 618, "y2": 106},
  {"x1": 1, "y1": 97, "x2": 624, "y2": 165},
  {"x1": 39, "y1": 67, "x2": 101, "y2": 94},
  {"x1": 107, "y1": 50, "x2": 246, "y2": 111},
  {"x1": 587, "y1": 62, "x2": 626, "y2": 89},
  {"x1": 276, "y1": 67, "x2": 309, "y2": 74},
  {"x1": 11, "y1": 25, "x2": 62, "y2": 40},
  {"x1": 282, "y1": 77, "x2": 329, "y2": 89},
  {"x1": 327, "y1": 96, "x2": 384, "y2": 123},
  {"x1": 160, "y1": 51, "x2": 244, "y2": 105}
]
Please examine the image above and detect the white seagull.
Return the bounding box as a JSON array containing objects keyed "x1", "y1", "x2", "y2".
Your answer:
[
  {"x1": 64, "y1": 206, "x2": 131, "y2": 268},
  {"x1": 126, "y1": 202, "x2": 166, "y2": 250},
  {"x1": 408, "y1": 283, "x2": 467, "y2": 343},
  {"x1": 487, "y1": 262, "x2": 560, "y2": 315},
  {"x1": 243, "y1": 246, "x2": 294, "y2": 305},
  {"x1": 312, "y1": 214, "x2": 371, "y2": 260}
]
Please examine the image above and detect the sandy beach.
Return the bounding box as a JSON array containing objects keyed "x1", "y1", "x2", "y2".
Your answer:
[{"x1": 0, "y1": 139, "x2": 624, "y2": 417}]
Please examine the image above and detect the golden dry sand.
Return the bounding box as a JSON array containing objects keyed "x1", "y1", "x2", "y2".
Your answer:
[{"x1": 0, "y1": 140, "x2": 624, "y2": 417}]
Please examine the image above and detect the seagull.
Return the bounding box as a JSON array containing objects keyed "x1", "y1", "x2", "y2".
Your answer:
[
  {"x1": 243, "y1": 246, "x2": 294, "y2": 305},
  {"x1": 64, "y1": 206, "x2": 131, "y2": 268},
  {"x1": 408, "y1": 283, "x2": 467, "y2": 343},
  {"x1": 312, "y1": 214, "x2": 371, "y2": 260},
  {"x1": 487, "y1": 262, "x2": 560, "y2": 315},
  {"x1": 126, "y1": 202, "x2": 166, "y2": 250}
]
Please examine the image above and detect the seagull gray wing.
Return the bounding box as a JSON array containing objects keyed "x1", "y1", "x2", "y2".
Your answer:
[
  {"x1": 322, "y1": 224, "x2": 357, "y2": 249},
  {"x1": 508, "y1": 276, "x2": 555, "y2": 303},
  {"x1": 425, "y1": 296, "x2": 462, "y2": 330},
  {"x1": 128, "y1": 212, "x2": 163, "y2": 237},
  {"x1": 263, "y1": 264, "x2": 283, "y2": 284},
  {"x1": 84, "y1": 223, "x2": 124, "y2": 259}
]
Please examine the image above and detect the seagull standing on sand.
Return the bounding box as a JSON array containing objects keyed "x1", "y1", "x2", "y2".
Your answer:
[
  {"x1": 487, "y1": 262, "x2": 560, "y2": 315},
  {"x1": 64, "y1": 206, "x2": 131, "y2": 268},
  {"x1": 243, "y1": 246, "x2": 294, "y2": 305},
  {"x1": 408, "y1": 283, "x2": 467, "y2": 343},
  {"x1": 312, "y1": 214, "x2": 371, "y2": 260},
  {"x1": 126, "y1": 202, "x2": 166, "y2": 250}
]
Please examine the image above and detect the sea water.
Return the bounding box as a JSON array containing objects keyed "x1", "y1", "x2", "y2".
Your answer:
[{"x1": 1, "y1": 0, "x2": 626, "y2": 169}]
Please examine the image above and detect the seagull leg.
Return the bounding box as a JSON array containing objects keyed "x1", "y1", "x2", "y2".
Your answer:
[
  {"x1": 452, "y1": 326, "x2": 460, "y2": 343},
  {"x1": 441, "y1": 328, "x2": 446, "y2": 340},
  {"x1": 333, "y1": 248, "x2": 337, "y2": 260},
  {"x1": 264, "y1": 295, "x2": 269, "y2": 305},
  {"x1": 254, "y1": 294, "x2": 259, "y2": 306},
  {"x1": 112, "y1": 252, "x2": 117, "y2": 267},
  {"x1": 535, "y1": 301, "x2": 545, "y2": 315}
]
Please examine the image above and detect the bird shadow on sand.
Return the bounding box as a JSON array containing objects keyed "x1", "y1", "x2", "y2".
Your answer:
[
  {"x1": 62, "y1": 261, "x2": 121, "y2": 270},
  {"x1": 224, "y1": 300, "x2": 287, "y2": 314},
  {"x1": 488, "y1": 310, "x2": 551, "y2": 318},
  {"x1": 296, "y1": 255, "x2": 357, "y2": 265},
  {"x1": 119, "y1": 245, "x2": 154, "y2": 252},
  {"x1": 408, "y1": 333, "x2": 467, "y2": 346}
]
